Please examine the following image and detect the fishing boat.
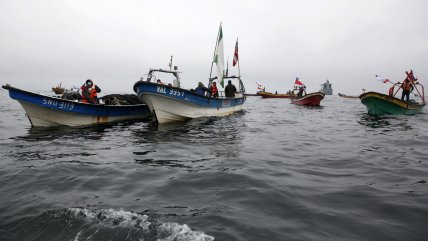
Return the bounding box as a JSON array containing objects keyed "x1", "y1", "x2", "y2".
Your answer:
[
  {"x1": 359, "y1": 70, "x2": 425, "y2": 115},
  {"x1": 52, "y1": 83, "x2": 65, "y2": 94},
  {"x1": 2, "y1": 84, "x2": 151, "y2": 127},
  {"x1": 290, "y1": 92, "x2": 325, "y2": 106},
  {"x1": 320, "y1": 80, "x2": 333, "y2": 95},
  {"x1": 244, "y1": 93, "x2": 259, "y2": 96},
  {"x1": 338, "y1": 93, "x2": 359, "y2": 99},
  {"x1": 290, "y1": 78, "x2": 325, "y2": 106},
  {"x1": 133, "y1": 25, "x2": 246, "y2": 124},
  {"x1": 259, "y1": 91, "x2": 294, "y2": 98}
]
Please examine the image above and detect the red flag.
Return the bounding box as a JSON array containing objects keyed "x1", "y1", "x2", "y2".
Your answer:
[
  {"x1": 376, "y1": 75, "x2": 390, "y2": 83},
  {"x1": 233, "y1": 40, "x2": 238, "y2": 66},
  {"x1": 294, "y1": 77, "x2": 303, "y2": 86}
]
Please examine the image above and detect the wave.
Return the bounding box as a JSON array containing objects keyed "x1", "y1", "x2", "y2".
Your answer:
[{"x1": 0, "y1": 208, "x2": 214, "y2": 241}]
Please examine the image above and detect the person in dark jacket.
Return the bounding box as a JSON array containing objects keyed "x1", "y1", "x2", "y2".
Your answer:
[
  {"x1": 195, "y1": 82, "x2": 211, "y2": 96},
  {"x1": 225, "y1": 80, "x2": 237, "y2": 97},
  {"x1": 297, "y1": 85, "x2": 306, "y2": 97}
]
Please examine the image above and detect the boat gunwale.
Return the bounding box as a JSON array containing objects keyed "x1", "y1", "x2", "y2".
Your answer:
[
  {"x1": 2, "y1": 84, "x2": 147, "y2": 108},
  {"x1": 133, "y1": 81, "x2": 246, "y2": 102},
  {"x1": 359, "y1": 91, "x2": 425, "y2": 109},
  {"x1": 289, "y1": 91, "x2": 325, "y2": 101}
]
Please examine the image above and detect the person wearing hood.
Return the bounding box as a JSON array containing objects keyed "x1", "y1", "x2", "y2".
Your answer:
[
  {"x1": 195, "y1": 82, "x2": 211, "y2": 96},
  {"x1": 80, "y1": 79, "x2": 101, "y2": 104}
]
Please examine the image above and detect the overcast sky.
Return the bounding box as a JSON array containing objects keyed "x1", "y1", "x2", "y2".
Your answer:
[{"x1": 1, "y1": 0, "x2": 427, "y2": 94}]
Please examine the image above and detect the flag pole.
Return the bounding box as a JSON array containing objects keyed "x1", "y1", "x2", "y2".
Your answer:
[
  {"x1": 209, "y1": 23, "x2": 222, "y2": 86},
  {"x1": 226, "y1": 58, "x2": 229, "y2": 77},
  {"x1": 236, "y1": 38, "x2": 241, "y2": 78},
  {"x1": 236, "y1": 37, "x2": 243, "y2": 92}
]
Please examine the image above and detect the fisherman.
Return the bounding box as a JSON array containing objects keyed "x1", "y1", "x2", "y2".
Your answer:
[
  {"x1": 195, "y1": 82, "x2": 211, "y2": 96},
  {"x1": 225, "y1": 80, "x2": 237, "y2": 97},
  {"x1": 401, "y1": 78, "x2": 413, "y2": 102},
  {"x1": 297, "y1": 85, "x2": 306, "y2": 97},
  {"x1": 210, "y1": 81, "x2": 219, "y2": 98},
  {"x1": 80, "y1": 79, "x2": 101, "y2": 104}
]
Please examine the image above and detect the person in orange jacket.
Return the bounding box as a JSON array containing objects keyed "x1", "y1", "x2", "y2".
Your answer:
[
  {"x1": 210, "y1": 81, "x2": 219, "y2": 98},
  {"x1": 80, "y1": 79, "x2": 101, "y2": 104},
  {"x1": 401, "y1": 78, "x2": 413, "y2": 102}
]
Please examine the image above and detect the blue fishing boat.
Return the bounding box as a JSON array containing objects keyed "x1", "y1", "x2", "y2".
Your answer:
[
  {"x1": 2, "y1": 84, "x2": 151, "y2": 127},
  {"x1": 133, "y1": 25, "x2": 246, "y2": 124}
]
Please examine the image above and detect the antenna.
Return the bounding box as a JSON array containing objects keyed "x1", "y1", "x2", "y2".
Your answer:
[{"x1": 169, "y1": 55, "x2": 173, "y2": 70}]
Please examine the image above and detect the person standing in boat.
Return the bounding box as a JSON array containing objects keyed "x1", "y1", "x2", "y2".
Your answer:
[
  {"x1": 225, "y1": 80, "x2": 237, "y2": 98},
  {"x1": 297, "y1": 85, "x2": 306, "y2": 97},
  {"x1": 210, "y1": 81, "x2": 219, "y2": 98},
  {"x1": 80, "y1": 79, "x2": 101, "y2": 104},
  {"x1": 195, "y1": 82, "x2": 211, "y2": 96},
  {"x1": 401, "y1": 78, "x2": 413, "y2": 102}
]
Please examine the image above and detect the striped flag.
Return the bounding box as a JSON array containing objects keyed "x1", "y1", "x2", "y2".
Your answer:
[
  {"x1": 294, "y1": 77, "x2": 304, "y2": 90},
  {"x1": 294, "y1": 77, "x2": 303, "y2": 86},
  {"x1": 376, "y1": 75, "x2": 390, "y2": 83},
  {"x1": 213, "y1": 24, "x2": 225, "y2": 87},
  {"x1": 233, "y1": 39, "x2": 239, "y2": 66},
  {"x1": 256, "y1": 82, "x2": 264, "y2": 91}
]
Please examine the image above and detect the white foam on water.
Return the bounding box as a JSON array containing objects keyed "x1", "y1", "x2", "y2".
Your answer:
[
  {"x1": 157, "y1": 222, "x2": 215, "y2": 241},
  {"x1": 73, "y1": 230, "x2": 82, "y2": 241},
  {"x1": 68, "y1": 208, "x2": 151, "y2": 229},
  {"x1": 67, "y1": 208, "x2": 214, "y2": 241}
]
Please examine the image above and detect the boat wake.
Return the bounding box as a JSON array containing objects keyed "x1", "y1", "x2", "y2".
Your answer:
[{"x1": 0, "y1": 208, "x2": 214, "y2": 241}]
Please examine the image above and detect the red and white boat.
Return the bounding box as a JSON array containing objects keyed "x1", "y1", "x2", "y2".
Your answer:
[{"x1": 290, "y1": 92, "x2": 325, "y2": 106}]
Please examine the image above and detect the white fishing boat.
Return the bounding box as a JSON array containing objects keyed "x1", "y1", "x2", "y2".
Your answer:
[
  {"x1": 2, "y1": 84, "x2": 151, "y2": 127},
  {"x1": 134, "y1": 24, "x2": 246, "y2": 124}
]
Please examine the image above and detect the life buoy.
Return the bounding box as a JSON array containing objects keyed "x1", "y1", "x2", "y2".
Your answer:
[{"x1": 388, "y1": 86, "x2": 394, "y2": 96}]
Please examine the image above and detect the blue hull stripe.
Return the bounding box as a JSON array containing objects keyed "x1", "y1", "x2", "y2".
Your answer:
[
  {"x1": 4, "y1": 86, "x2": 150, "y2": 116},
  {"x1": 133, "y1": 81, "x2": 245, "y2": 108}
]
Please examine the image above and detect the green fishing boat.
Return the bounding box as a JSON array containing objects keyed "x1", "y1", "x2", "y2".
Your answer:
[
  {"x1": 360, "y1": 92, "x2": 425, "y2": 115},
  {"x1": 360, "y1": 70, "x2": 425, "y2": 116}
]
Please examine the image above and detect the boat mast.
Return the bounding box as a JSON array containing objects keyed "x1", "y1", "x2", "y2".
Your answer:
[{"x1": 208, "y1": 23, "x2": 221, "y2": 86}]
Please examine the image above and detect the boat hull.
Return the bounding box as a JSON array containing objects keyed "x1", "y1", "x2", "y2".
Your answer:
[
  {"x1": 338, "y1": 93, "x2": 359, "y2": 99},
  {"x1": 359, "y1": 92, "x2": 425, "y2": 115},
  {"x1": 259, "y1": 92, "x2": 292, "y2": 98},
  {"x1": 134, "y1": 81, "x2": 245, "y2": 124},
  {"x1": 290, "y1": 92, "x2": 325, "y2": 106},
  {"x1": 3, "y1": 85, "x2": 151, "y2": 127}
]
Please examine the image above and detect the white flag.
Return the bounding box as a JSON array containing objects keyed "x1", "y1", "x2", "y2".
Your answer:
[{"x1": 213, "y1": 25, "x2": 224, "y2": 87}]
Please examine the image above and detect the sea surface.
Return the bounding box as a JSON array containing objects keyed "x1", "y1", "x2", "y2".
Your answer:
[{"x1": 1, "y1": 89, "x2": 428, "y2": 241}]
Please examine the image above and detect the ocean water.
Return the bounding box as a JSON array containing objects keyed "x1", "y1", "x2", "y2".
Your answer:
[{"x1": 1, "y1": 89, "x2": 428, "y2": 241}]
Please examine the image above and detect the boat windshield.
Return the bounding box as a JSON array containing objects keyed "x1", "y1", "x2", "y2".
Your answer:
[{"x1": 146, "y1": 69, "x2": 181, "y2": 88}]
